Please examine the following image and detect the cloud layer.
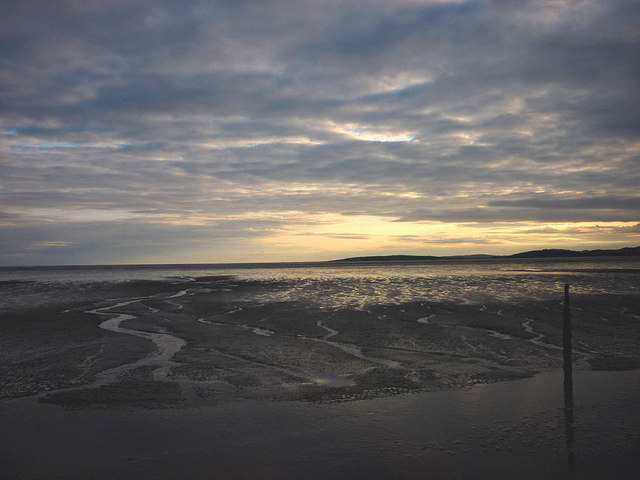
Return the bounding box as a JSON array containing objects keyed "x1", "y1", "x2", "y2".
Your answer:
[{"x1": 1, "y1": 0, "x2": 639, "y2": 264}]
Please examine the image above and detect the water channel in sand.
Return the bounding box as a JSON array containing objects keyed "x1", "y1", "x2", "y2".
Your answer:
[{"x1": 84, "y1": 293, "x2": 188, "y2": 385}]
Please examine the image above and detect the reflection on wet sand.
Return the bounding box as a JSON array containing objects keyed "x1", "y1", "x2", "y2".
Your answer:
[
  {"x1": 563, "y1": 283, "x2": 575, "y2": 472},
  {"x1": 564, "y1": 373, "x2": 575, "y2": 473}
]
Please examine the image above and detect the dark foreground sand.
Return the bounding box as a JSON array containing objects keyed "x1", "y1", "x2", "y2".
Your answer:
[
  {"x1": 1, "y1": 368, "x2": 639, "y2": 479},
  {"x1": 1, "y1": 275, "x2": 639, "y2": 478}
]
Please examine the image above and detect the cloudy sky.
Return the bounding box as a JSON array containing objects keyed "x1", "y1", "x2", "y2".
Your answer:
[{"x1": 1, "y1": 0, "x2": 639, "y2": 265}]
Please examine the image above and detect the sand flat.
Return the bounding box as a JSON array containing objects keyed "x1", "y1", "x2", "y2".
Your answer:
[
  {"x1": 2, "y1": 262, "x2": 639, "y2": 478},
  {"x1": 1, "y1": 368, "x2": 639, "y2": 479}
]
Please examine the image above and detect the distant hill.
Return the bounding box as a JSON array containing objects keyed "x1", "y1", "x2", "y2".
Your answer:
[
  {"x1": 444, "y1": 254, "x2": 496, "y2": 259},
  {"x1": 508, "y1": 246, "x2": 640, "y2": 258},
  {"x1": 330, "y1": 255, "x2": 439, "y2": 263},
  {"x1": 330, "y1": 254, "x2": 494, "y2": 262},
  {"x1": 331, "y1": 246, "x2": 640, "y2": 263}
]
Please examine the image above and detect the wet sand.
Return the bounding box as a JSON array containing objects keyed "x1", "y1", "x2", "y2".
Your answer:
[
  {"x1": 1, "y1": 368, "x2": 639, "y2": 479},
  {"x1": 1, "y1": 273, "x2": 640, "y2": 478}
]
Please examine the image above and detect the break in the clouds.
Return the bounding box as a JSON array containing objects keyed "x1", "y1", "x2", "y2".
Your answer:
[{"x1": 1, "y1": 0, "x2": 639, "y2": 264}]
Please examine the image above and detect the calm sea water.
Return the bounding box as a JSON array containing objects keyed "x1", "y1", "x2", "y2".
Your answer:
[{"x1": 1, "y1": 257, "x2": 639, "y2": 313}]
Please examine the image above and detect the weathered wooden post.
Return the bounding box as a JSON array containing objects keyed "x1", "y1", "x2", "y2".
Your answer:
[
  {"x1": 563, "y1": 283, "x2": 572, "y2": 387},
  {"x1": 563, "y1": 283, "x2": 574, "y2": 471}
]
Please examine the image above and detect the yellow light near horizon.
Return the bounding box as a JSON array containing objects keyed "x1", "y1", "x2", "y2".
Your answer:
[
  {"x1": 253, "y1": 214, "x2": 640, "y2": 261},
  {"x1": 256, "y1": 214, "x2": 485, "y2": 256}
]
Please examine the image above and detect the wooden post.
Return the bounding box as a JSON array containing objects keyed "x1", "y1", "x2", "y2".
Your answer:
[
  {"x1": 563, "y1": 283, "x2": 574, "y2": 471},
  {"x1": 563, "y1": 283, "x2": 573, "y2": 387}
]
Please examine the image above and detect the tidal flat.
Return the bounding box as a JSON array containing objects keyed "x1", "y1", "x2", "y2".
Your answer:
[{"x1": 1, "y1": 260, "x2": 639, "y2": 478}]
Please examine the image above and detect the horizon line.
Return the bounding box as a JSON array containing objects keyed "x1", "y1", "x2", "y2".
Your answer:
[{"x1": 2, "y1": 245, "x2": 638, "y2": 268}]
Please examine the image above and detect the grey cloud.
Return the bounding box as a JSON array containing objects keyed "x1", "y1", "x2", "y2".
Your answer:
[
  {"x1": 419, "y1": 237, "x2": 502, "y2": 245},
  {"x1": 117, "y1": 142, "x2": 164, "y2": 152},
  {"x1": 396, "y1": 207, "x2": 640, "y2": 224},
  {"x1": 490, "y1": 196, "x2": 640, "y2": 210},
  {"x1": 514, "y1": 223, "x2": 640, "y2": 236},
  {"x1": 294, "y1": 232, "x2": 371, "y2": 240}
]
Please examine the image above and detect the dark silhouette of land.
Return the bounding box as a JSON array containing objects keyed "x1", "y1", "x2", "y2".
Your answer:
[
  {"x1": 509, "y1": 246, "x2": 640, "y2": 258},
  {"x1": 331, "y1": 246, "x2": 640, "y2": 263}
]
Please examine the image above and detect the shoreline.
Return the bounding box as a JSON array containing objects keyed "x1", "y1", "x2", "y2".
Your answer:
[
  {"x1": 2, "y1": 366, "x2": 638, "y2": 479},
  {"x1": 2, "y1": 252, "x2": 640, "y2": 272}
]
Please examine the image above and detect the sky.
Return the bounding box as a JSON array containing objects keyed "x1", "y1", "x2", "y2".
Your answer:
[{"x1": 1, "y1": 0, "x2": 639, "y2": 265}]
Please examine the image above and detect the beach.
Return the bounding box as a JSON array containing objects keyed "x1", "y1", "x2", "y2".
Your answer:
[
  {"x1": 2, "y1": 368, "x2": 639, "y2": 479},
  {"x1": 1, "y1": 260, "x2": 639, "y2": 478}
]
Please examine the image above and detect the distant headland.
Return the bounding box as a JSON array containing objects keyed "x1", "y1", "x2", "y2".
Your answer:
[{"x1": 330, "y1": 246, "x2": 640, "y2": 263}]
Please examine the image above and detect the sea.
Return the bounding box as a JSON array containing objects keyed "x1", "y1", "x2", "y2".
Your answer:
[{"x1": 1, "y1": 257, "x2": 639, "y2": 313}]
